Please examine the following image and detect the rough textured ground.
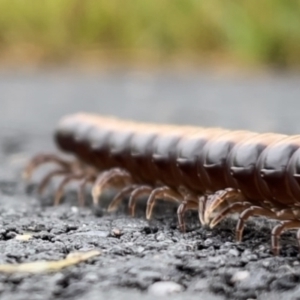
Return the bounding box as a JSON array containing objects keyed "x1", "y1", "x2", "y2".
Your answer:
[{"x1": 1, "y1": 70, "x2": 300, "y2": 300}]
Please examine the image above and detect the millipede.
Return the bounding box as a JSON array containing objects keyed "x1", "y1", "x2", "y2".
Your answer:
[{"x1": 24, "y1": 113, "x2": 300, "y2": 255}]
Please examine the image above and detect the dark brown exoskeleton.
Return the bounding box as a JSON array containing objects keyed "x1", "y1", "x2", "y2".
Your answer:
[{"x1": 24, "y1": 113, "x2": 300, "y2": 255}]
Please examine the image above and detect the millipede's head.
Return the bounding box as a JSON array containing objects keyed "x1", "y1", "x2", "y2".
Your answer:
[
  {"x1": 55, "y1": 113, "x2": 116, "y2": 151},
  {"x1": 55, "y1": 115, "x2": 80, "y2": 152}
]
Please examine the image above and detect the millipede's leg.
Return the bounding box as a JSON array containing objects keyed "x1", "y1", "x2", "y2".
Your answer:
[
  {"x1": 23, "y1": 154, "x2": 72, "y2": 181},
  {"x1": 274, "y1": 209, "x2": 298, "y2": 220},
  {"x1": 78, "y1": 174, "x2": 96, "y2": 207},
  {"x1": 177, "y1": 196, "x2": 198, "y2": 232},
  {"x1": 38, "y1": 169, "x2": 70, "y2": 195},
  {"x1": 128, "y1": 185, "x2": 153, "y2": 217},
  {"x1": 107, "y1": 184, "x2": 139, "y2": 212},
  {"x1": 236, "y1": 206, "x2": 277, "y2": 242},
  {"x1": 146, "y1": 187, "x2": 182, "y2": 220},
  {"x1": 92, "y1": 168, "x2": 132, "y2": 206},
  {"x1": 209, "y1": 201, "x2": 251, "y2": 228},
  {"x1": 272, "y1": 220, "x2": 300, "y2": 256},
  {"x1": 198, "y1": 195, "x2": 208, "y2": 225},
  {"x1": 54, "y1": 173, "x2": 85, "y2": 206},
  {"x1": 203, "y1": 188, "x2": 241, "y2": 225}
]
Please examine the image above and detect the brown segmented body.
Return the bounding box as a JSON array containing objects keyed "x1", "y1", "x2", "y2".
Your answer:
[{"x1": 24, "y1": 113, "x2": 300, "y2": 255}]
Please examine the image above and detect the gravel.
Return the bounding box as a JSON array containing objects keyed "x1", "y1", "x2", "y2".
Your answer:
[{"x1": 0, "y1": 70, "x2": 300, "y2": 300}]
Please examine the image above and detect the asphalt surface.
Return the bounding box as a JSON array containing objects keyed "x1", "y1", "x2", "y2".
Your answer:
[{"x1": 1, "y1": 69, "x2": 300, "y2": 300}]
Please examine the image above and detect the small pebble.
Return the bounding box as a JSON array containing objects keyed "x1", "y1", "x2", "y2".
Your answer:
[
  {"x1": 228, "y1": 249, "x2": 239, "y2": 257},
  {"x1": 192, "y1": 279, "x2": 209, "y2": 291},
  {"x1": 71, "y1": 206, "x2": 78, "y2": 214},
  {"x1": 136, "y1": 246, "x2": 145, "y2": 253},
  {"x1": 148, "y1": 281, "x2": 183, "y2": 296},
  {"x1": 111, "y1": 228, "x2": 122, "y2": 237},
  {"x1": 15, "y1": 234, "x2": 32, "y2": 241},
  {"x1": 132, "y1": 231, "x2": 142, "y2": 237},
  {"x1": 231, "y1": 270, "x2": 250, "y2": 283},
  {"x1": 156, "y1": 233, "x2": 165, "y2": 242},
  {"x1": 223, "y1": 242, "x2": 234, "y2": 248},
  {"x1": 258, "y1": 245, "x2": 266, "y2": 252},
  {"x1": 204, "y1": 238, "x2": 213, "y2": 247},
  {"x1": 247, "y1": 254, "x2": 258, "y2": 261},
  {"x1": 85, "y1": 272, "x2": 99, "y2": 283},
  {"x1": 262, "y1": 260, "x2": 270, "y2": 268},
  {"x1": 140, "y1": 270, "x2": 162, "y2": 281},
  {"x1": 208, "y1": 255, "x2": 225, "y2": 265},
  {"x1": 242, "y1": 249, "x2": 252, "y2": 256}
]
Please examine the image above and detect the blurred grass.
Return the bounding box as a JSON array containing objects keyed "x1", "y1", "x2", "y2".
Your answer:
[{"x1": 0, "y1": 0, "x2": 300, "y2": 68}]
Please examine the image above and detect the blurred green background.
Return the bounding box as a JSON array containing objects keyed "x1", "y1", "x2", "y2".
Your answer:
[{"x1": 0, "y1": 0, "x2": 300, "y2": 69}]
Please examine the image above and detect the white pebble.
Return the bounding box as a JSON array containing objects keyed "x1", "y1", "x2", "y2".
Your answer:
[
  {"x1": 262, "y1": 260, "x2": 270, "y2": 267},
  {"x1": 148, "y1": 281, "x2": 183, "y2": 296},
  {"x1": 228, "y1": 248, "x2": 239, "y2": 257},
  {"x1": 136, "y1": 246, "x2": 145, "y2": 253},
  {"x1": 71, "y1": 206, "x2": 79, "y2": 213},
  {"x1": 156, "y1": 233, "x2": 165, "y2": 242},
  {"x1": 231, "y1": 270, "x2": 250, "y2": 283}
]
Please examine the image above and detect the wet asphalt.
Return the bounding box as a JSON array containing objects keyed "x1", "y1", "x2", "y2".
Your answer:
[{"x1": 0, "y1": 69, "x2": 300, "y2": 300}]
